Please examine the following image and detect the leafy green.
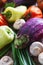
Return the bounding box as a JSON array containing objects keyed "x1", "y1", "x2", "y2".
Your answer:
[{"x1": 4, "y1": 2, "x2": 15, "y2": 8}]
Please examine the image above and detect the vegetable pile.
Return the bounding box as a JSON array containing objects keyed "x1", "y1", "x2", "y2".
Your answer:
[{"x1": 0, "y1": 0, "x2": 43, "y2": 65}]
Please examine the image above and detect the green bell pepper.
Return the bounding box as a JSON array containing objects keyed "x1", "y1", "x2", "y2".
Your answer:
[{"x1": 0, "y1": 26, "x2": 14, "y2": 49}]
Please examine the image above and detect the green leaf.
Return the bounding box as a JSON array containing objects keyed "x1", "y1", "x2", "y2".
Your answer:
[{"x1": 4, "y1": 2, "x2": 15, "y2": 8}]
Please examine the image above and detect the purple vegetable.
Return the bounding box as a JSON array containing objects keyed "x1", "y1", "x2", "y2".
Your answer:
[
  {"x1": 14, "y1": 18, "x2": 43, "y2": 48},
  {"x1": 7, "y1": 0, "x2": 13, "y2": 2},
  {"x1": 13, "y1": 0, "x2": 36, "y2": 6}
]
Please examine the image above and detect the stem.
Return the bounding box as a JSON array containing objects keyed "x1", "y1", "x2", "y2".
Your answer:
[
  {"x1": 23, "y1": 49, "x2": 32, "y2": 65},
  {"x1": 16, "y1": 49, "x2": 28, "y2": 65},
  {"x1": 31, "y1": 59, "x2": 36, "y2": 65},
  {"x1": 1, "y1": 11, "x2": 12, "y2": 19},
  {"x1": 14, "y1": 35, "x2": 29, "y2": 48},
  {"x1": 23, "y1": 13, "x2": 31, "y2": 20},
  {"x1": 11, "y1": 42, "x2": 19, "y2": 65},
  {"x1": 1, "y1": 12, "x2": 6, "y2": 15},
  {"x1": 16, "y1": 49, "x2": 24, "y2": 65},
  {"x1": 0, "y1": 44, "x2": 11, "y2": 58}
]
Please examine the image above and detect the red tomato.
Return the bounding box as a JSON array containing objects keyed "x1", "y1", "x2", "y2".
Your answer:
[
  {"x1": 0, "y1": 14, "x2": 8, "y2": 26},
  {"x1": 23, "y1": 6, "x2": 42, "y2": 20}
]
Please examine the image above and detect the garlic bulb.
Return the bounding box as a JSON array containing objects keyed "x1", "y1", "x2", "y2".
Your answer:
[{"x1": 30, "y1": 42, "x2": 43, "y2": 56}]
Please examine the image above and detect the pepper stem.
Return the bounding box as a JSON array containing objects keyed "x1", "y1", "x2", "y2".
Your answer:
[
  {"x1": 1, "y1": 11, "x2": 12, "y2": 19},
  {"x1": 1, "y1": 12, "x2": 6, "y2": 15}
]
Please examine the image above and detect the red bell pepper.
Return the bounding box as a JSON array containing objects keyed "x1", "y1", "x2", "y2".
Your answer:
[
  {"x1": 23, "y1": 6, "x2": 42, "y2": 20},
  {"x1": 0, "y1": 14, "x2": 8, "y2": 26},
  {"x1": 37, "y1": 0, "x2": 43, "y2": 11}
]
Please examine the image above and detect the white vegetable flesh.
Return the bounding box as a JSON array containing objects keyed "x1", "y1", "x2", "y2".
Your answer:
[
  {"x1": 30, "y1": 42, "x2": 43, "y2": 56},
  {"x1": 13, "y1": 19, "x2": 25, "y2": 30},
  {"x1": 38, "y1": 52, "x2": 43, "y2": 65},
  {"x1": 1, "y1": 56, "x2": 13, "y2": 65}
]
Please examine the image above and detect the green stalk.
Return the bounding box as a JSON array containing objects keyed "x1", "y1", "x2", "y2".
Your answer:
[
  {"x1": 11, "y1": 33, "x2": 35, "y2": 65},
  {"x1": 23, "y1": 48, "x2": 36, "y2": 65},
  {"x1": 16, "y1": 49, "x2": 28, "y2": 65},
  {"x1": 0, "y1": 44, "x2": 11, "y2": 58},
  {"x1": 22, "y1": 49, "x2": 32, "y2": 65},
  {"x1": 30, "y1": 57, "x2": 36, "y2": 65},
  {"x1": 20, "y1": 50, "x2": 28, "y2": 65},
  {"x1": 16, "y1": 49, "x2": 24, "y2": 65},
  {"x1": 11, "y1": 42, "x2": 19, "y2": 65},
  {"x1": 31, "y1": 59, "x2": 35, "y2": 65}
]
